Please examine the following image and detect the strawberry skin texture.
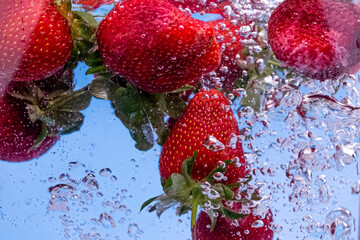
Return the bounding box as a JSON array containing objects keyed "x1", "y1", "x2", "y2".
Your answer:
[
  {"x1": 0, "y1": 0, "x2": 73, "y2": 82},
  {"x1": 0, "y1": 94, "x2": 58, "y2": 162},
  {"x1": 268, "y1": 0, "x2": 360, "y2": 80},
  {"x1": 159, "y1": 89, "x2": 246, "y2": 183},
  {"x1": 96, "y1": 0, "x2": 221, "y2": 93},
  {"x1": 195, "y1": 203, "x2": 274, "y2": 240}
]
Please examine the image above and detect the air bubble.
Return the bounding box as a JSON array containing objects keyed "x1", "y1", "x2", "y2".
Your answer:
[{"x1": 99, "y1": 168, "x2": 112, "y2": 177}]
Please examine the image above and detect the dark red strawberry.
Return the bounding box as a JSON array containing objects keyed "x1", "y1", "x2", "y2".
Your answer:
[
  {"x1": 0, "y1": 94, "x2": 58, "y2": 162},
  {"x1": 203, "y1": 19, "x2": 250, "y2": 91},
  {"x1": 159, "y1": 88, "x2": 246, "y2": 184},
  {"x1": 73, "y1": 0, "x2": 114, "y2": 10},
  {"x1": 195, "y1": 202, "x2": 274, "y2": 240},
  {"x1": 268, "y1": 0, "x2": 360, "y2": 80},
  {"x1": 96, "y1": 0, "x2": 221, "y2": 93},
  {"x1": 0, "y1": 0, "x2": 73, "y2": 82}
]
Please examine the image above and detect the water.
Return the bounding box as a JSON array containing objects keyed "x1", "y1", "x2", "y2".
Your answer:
[{"x1": 1, "y1": 0, "x2": 360, "y2": 239}]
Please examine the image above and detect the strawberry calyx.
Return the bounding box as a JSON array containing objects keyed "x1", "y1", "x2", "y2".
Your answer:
[
  {"x1": 7, "y1": 70, "x2": 92, "y2": 150},
  {"x1": 90, "y1": 76, "x2": 191, "y2": 151},
  {"x1": 52, "y1": 0, "x2": 99, "y2": 65},
  {"x1": 141, "y1": 151, "x2": 258, "y2": 233}
]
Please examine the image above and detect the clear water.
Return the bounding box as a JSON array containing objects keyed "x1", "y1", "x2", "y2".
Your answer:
[{"x1": 1, "y1": 0, "x2": 360, "y2": 239}]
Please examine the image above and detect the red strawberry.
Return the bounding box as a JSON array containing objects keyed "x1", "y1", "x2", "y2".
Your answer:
[
  {"x1": 0, "y1": 93, "x2": 59, "y2": 162},
  {"x1": 142, "y1": 89, "x2": 248, "y2": 234},
  {"x1": 96, "y1": 0, "x2": 221, "y2": 93},
  {"x1": 73, "y1": 0, "x2": 114, "y2": 10},
  {"x1": 268, "y1": 0, "x2": 360, "y2": 80},
  {"x1": 204, "y1": 19, "x2": 250, "y2": 91},
  {"x1": 195, "y1": 202, "x2": 274, "y2": 240},
  {"x1": 0, "y1": 0, "x2": 73, "y2": 82},
  {"x1": 159, "y1": 89, "x2": 246, "y2": 183}
]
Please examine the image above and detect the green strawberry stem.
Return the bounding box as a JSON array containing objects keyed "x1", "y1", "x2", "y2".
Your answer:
[
  {"x1": 190, "y1": 187, "x2": 201, "y2": 229},
  {"x1": 268, "y1": 59, "x2": 282, "y2": 67}
]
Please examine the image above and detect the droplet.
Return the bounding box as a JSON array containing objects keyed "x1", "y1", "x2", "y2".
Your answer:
[
  {"x1": 61, "y1": 215, "x2": 74, "y2": 227},
  {"x1": 251, "y1": 220, "x2": 264, "y2": 228},
  {"x1": 110, "y1": 175, "x2": 118, "y2": 182},
  {"x1": 59, "y1": 173, "x2": 70, "y2": 182},
  {"x1": 100, "y1": 213, "x2": 116, "y2": 228},
  {"x1": 202, "y1": 136, "x2": 225, "y2": 152},
  {"x1": 351, "y1": 180, "x2": 360, "y2": 194},
  {"x1": 48, "y1": 184, "x2": 74, "y2": 196},
  {"x1": 269, "y1": 222, "x2": 283, "y2": 233},
  {"x1": 128, "y1": 223, "x2": 143, "y2": 237}
]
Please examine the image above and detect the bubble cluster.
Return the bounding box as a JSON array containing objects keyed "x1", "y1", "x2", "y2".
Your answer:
[{"x1": 46, "y1": 163, "x2": 141, "y2": 239}]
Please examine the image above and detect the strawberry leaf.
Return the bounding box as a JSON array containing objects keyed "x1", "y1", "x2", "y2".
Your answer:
[
  {"x1": 48, "y1": 86, "x2": 92, "y2": 112},
  {"x1": 140, "y1": 95, "x2": 168, "y2": 146},
  {"x1": 221, "y1": 206, "x2": 248, "y2": 219},
  {"x1": 90, "y1": 77, "x2": 118, "y2": 100},
  {"x1": 205, "y1": 209, "x2": 218, "y2": 232},
  {"x1": 154, "y1": 126, "x2": 170, "y2": 146},
  {"x1": 47, "y1": 112, "x2": 85, "y2": 135},
  {"x1": 176, "y1": 203, "x2": 192, "y2": 216},
  {"x1": 129, "y1": 125, "x2": 154, "y2": 151},
  {"x1": 164, "y1": 95, "x2": 186, "y2": 119},
  {"x1": 163, "y1": 173, "x2": 187, "y2": 197},
  {"x1": 169, "y1": 84, "x2": 195, "y2": 93},
  {"x1": 203, "y1": 159, "x2": 232, "y2": 183},
  {"x1": 85, "y1": 51, "x2": 104, "y2": 67},
  {"x1": 222, "y1": 185, "x2": 235, "y2": 200},
  {"x1": 86, "y1": 65, "x2": 108, "y2": 75},
  {"x1": 154, "y1": 199, "x2": 178, "y2": 217},
  {"x1": 71, "y1": 11, "x2": 98, "y2": 42},
  {"x1": 28, "y1": 123, "x2": 49, "y2": 152},
  {"x1": 180, "y1": 151, "x2": 198, "y2": 184},
  {"x1": 7, "y1": 82, "x2": 44, "y2": 104},
  {"x1": 140, "y1": 196, "x2": 159, "y2": 212},
  {"x1": 114, "y1": 86, "x2": 155, "y2": 151}
]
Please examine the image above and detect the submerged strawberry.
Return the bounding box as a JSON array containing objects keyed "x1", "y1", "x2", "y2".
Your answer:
[
  {"x1": 196, "y1": 202, "x2": 274, "y2": 240},
  {"x1": 159, "y1": 89, "x2": 246, "y2": 182},
  {"x1": 0, "y1": 94, "x2": 58, "y2": 162},
  {"x1": 96, "y1": 0, "x2": 221, "y2": 93},
  {"x1": 0, "y1": 0, "x2": 73, "y2": 82},
  {"x1": 268, "y1": 0, "x2": 360, "y2": 80},
  {"x1": 142, "y1": 89, "x2": 249, "y2": 235},
  {"x1": 204, "y1": 19, "x2": 250, "y2": 91}
]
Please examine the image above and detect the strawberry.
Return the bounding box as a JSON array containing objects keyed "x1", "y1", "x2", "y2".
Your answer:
[
  {"x1": 96, "y1": 0, "x2": 221, "y2": 93},
  {"x1": 268, "y1": 0, "x2": 360, "y2": 80},
  {"x1": 203, "y1": 19, "x2": 250, "y2": 91},
  {"x1": 159, "y1": 89, "x2": 246, "y2": 183},
  {"x1": 142, "y1": 89, "x2": 250, "y2": 235},
  {"x1": 0, "y1": 0, "x2": 73, "y2": 82},
  {"x1": 73, "y1": 0, "x2": 114, "y2": 10},
  {"x1": 0, "y1": 93, "x2": 59, "y2": 162},
  {"x1": 195, "y1": 202, "x2": 274, "y2": 240}
]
